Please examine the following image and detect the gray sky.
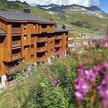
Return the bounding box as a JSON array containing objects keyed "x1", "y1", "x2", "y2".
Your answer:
[{"x1": 8, "y1": 0, "x2": 100, "y2": 7}]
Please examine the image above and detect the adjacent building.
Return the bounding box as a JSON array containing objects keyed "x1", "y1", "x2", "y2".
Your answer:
[{"x1": 0, "y1": 9, "x2": 68, "y2": 87}]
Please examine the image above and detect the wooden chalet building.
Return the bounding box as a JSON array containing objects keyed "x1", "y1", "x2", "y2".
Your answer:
[{"x1": 0, "y1": 9, "x2": 68, "y2": 87}]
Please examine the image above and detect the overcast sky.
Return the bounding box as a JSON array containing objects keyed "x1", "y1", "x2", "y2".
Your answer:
[{"x1": 8, "y1": 0, "x2": 100, "y2": 7}]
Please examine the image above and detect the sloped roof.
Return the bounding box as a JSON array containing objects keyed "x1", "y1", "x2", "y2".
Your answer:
[{"x1": 0, "y1": 9, "x2": 55, "y2": 24}]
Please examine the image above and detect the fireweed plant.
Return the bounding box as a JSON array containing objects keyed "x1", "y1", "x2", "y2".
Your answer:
[
  {"x1": 74, "y1": 37, "x2": 108, "y2": 108},
  {"x1": 74, "y1": 64, "x2": 108, "y2": 108},
  {"x1": 1, "y1": 37, "x2": 108, "y2": 108}
]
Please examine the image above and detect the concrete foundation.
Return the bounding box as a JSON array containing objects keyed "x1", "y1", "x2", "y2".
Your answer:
[
  {"x1": 48, "y1": 58, "x2": 51, "y2": 64},
  {"x1": 34, "y1": 62, "x2": 37, "y2": 66},
  {"x1": 27, "y1": 64, "x2": 32, "y2": 71},
  {"x1": 0, "y1": 75, "x2": 6, "y2": 89}
]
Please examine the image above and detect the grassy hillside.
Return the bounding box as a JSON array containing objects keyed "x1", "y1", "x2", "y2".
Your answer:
[
  {"x1": 0, "y1": 47, "x2": 108, "y2": 108},
  {"x1": 31, "y1": 8, "x2": 108, "y2": 35},
  {"x1": 0, "y1": 0, "x2": 29, "y2": 10}
]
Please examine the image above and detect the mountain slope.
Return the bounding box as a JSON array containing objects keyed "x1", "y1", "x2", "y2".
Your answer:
[
  {"x1": 0, "y1": 0, "x2": 29, "y2": 10},
  {"x1": 38, "y1": 4, "x2": 104, "y2": 13},
  {"x1": 37, "y1": 4, "x2": 106, "y2": 18},
  {"x1": 36, "y1": 4, "x2": 108, "y2": 34}
]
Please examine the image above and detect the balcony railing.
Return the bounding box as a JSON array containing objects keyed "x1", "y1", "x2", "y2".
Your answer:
[
  {"x1": 37, "y1": 46, "x2": 47, "y2": 52},
  {"x1": 31, "y1": 49, "x2": 35, "y2": 54},
  {"x1": 23, "y1": 39, "x2": 31, "y2": 45},
  {"x1": 47, "y1": 27, "x2": 54, "y2": 33},
  {"x1": 55, "y1": 36, "x2": 62, "y2": 40},
  {"x1": 47, "y1": 45, "x2": 54, "y2": 49},
  {"x1": 12, "y1": 53, "x2": 21, "y2": 61},
  {"x1": 12, "y1": 41, "x2": 21, "y2": 48},
  {"x1": 55, "y1": 43, "x2": 62, "y2": 47},
  {"x1": 12, "y1": 27, "x2": 21, "y2": 34},
  {"x1": 41, "y1": 28, "x2": 47, "y2": 33},
  {"x1": 37, "y1": 55, "x2": 47, "y2": 62},
  {"x1": 31, "y1": 38, "x2": 37, "y2": 43},
  {"x1": 37, "y1": 37, "x2": 47, "y2": 43},
  {"x1": 48, "y1": 52, "x2": 54, "y2": 57}
]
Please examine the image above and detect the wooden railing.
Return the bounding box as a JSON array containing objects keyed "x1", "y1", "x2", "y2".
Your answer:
[
  {"x1": 37, "y1": 37, "x2": 47, "y2": 42},
  {"x1": 55, "y1": 36, "x2": 62, "y2": 40},
  {"x1": 12, "y1": 27, "x2": 21, "y2": 34},
  {"x1": 41, "y1": 28, "x2": 47, "y2": 33},
  {"x1": 55, "y1": 42, "x2": 62, "y2": 47},
  {"x1": 47, "y1": 26, "x2": 54, "y2": 33},
  {"x1": 37, "y1": 46, "x2": 47, "y2": 52},
  {"x1": 12, "y1": 41, "x2": 21, "y2": 48},
  {"x1": 12, "y1": 53, "x2": 21, "y2": 60},
  {"x1": 37, "y1": 55, "x2": 47, "y2": 62}
]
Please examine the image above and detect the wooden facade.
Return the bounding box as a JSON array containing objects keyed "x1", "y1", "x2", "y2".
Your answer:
[{"x1": 0, "y1": 10, "x2": 68, "y2": 76}]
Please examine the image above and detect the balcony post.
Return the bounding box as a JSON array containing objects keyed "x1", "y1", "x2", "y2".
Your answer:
[{"x1": 64, "y1": 51, "x2": 66, "y2": 56}]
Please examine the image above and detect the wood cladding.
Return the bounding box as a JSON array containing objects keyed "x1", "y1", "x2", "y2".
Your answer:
[{"x1": 0, "y1": 20, "x2": 68, "y2": 76}]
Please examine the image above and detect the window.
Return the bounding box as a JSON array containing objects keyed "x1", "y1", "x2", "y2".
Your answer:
[
  {"x1": 31, "y1": 34, "x2": 37, "y2": 38},
  {"x1": 51, "y1": 49, "x2": 53, "y2": 52},
  {"x1": 45, "y1": 43, "x2": 47, "y2": 46},
  {"x1": 24, "y1": 25, "x2": 27, "y2": 30},
  {"x1": 50, "y1": 41, "x2": 53, "y2": 44},
  {"x1": 33, "y1": 24, "x2": 36, "y2": 28},
  {"x1": 31, "y1": 55, "x2": 34, "y2": 58},
  {"x1": 24, "y1": 35, "x2": 27, "y2": 40},
  {"x1": 24, "y1": 45, "x2": 29, "y2": 49},
  {"x1": 31, "y1": 44, "x2": 34, "y2": 48}
]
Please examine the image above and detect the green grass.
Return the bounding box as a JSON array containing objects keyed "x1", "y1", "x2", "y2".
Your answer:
[
  {"x1": 0, "y1": 57, "x2": 77, "y2": 108},
  {"x1": 0, "y1": 48, "x2": 108, "y2": 108}
]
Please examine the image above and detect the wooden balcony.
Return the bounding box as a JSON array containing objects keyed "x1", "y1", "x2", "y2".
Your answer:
[
  {"x1": 48, "y1": 37, "x2": 54, "y2": 41},
  {"x1": 41, "y1": 28, "x2": 47, "y2": 33},
  {"x1": 12, "y1": 41, "x2": 21, "y2": 48},
  {"x1": 37, "y1": 37, "x2": 47, "y2": 43},
  {"x1": 46, "y1": 25, "x2": 54, "y2": 33},
  {"x1": 7, "y1": 61, "x2": 25, "y2": 73},
  {"x1": 47, "y1": 45, "x2": 54, "y2": 49},
  {"x1": 37, "y1": 55, "x2": 48, "y2": 62},
  {"x1": 48, "y1": 52, "x2": 54, "y2": 57},
  {"x1": 31, "y1": 49, "x2": 35, "y2": 54},
  {"x1": 31, "y1": 38, "x2": 37, "y2": 43},
  {"x1": 55, "y1": 36, "x2": 62, "y2": 40},
  {"x1": 23, "y1": 39, "x2": 31, "y2": 45},
  {"x1": 37, "y1": 46, "x2": 47, "y2": 53},
  {"x1": 12, "y1": 53, "x2": 21, "y2": 61},
  {"x1": 12, "y1": 27, "x2": 21, "y2": 34},
  {"x1": 55, "y1": 43, "x2": 62, "y2": 48}
]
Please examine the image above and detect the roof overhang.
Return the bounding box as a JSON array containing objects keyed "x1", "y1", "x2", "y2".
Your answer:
[{"x1": 0, "y1": 16, "x2": 55, "y2": 25}]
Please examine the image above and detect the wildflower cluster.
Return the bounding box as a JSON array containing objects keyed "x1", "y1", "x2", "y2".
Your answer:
[
  {"x1": 74, "y1": 65, "x2": 101, "y2": 101},
  {"x1": 98, "y1": 72, "x2": 108, "y2": 108},
  {"x1": 74, "y1": 63, "x2": 108, "y2": 108},
  {"x1": 100, "y1": 39, "x2": 108, "y2": 48},
  {"x1": 51, "y1": 76, "x2": 60, "y2": 86}
]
